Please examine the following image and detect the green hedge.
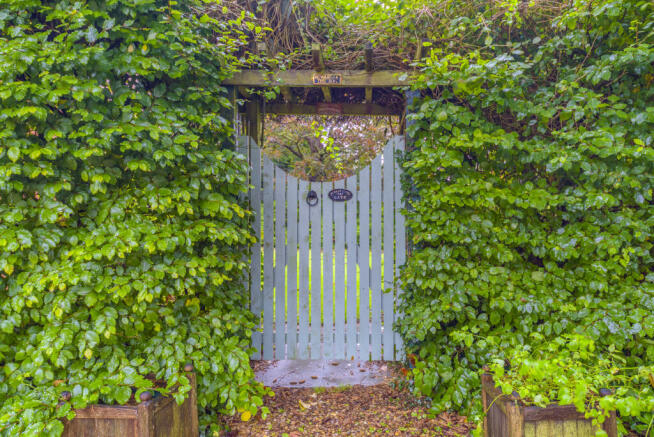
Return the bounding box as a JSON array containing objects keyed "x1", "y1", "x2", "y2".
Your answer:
[
  {"x1": 0, "y1": 1, "x2": 266, "y2": 435},
  {"x1": 399, "y1": 0, "x2": 654, "y2": 433}
]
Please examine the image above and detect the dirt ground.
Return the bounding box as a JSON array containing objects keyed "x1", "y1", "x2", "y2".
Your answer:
[{"x1": 221, "y1": 370, "x2": 472, "y2": 437}]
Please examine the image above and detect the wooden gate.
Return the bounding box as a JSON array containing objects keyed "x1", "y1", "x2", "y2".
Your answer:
[{"x1": 241, "y1": 135, "x2": 406, "y2": 361}]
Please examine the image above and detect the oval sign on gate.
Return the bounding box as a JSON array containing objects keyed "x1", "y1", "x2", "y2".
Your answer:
[{"x1": 328, "y1": 188, "x2": 353, "y2": 202}]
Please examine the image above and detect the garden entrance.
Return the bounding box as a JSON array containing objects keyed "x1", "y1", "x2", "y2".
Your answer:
[{"x1": 242, "y1": 134, "x2": 406, "y2": 361}]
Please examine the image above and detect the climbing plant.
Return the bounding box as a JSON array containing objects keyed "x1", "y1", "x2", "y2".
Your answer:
[
  {"x1": 399, "y1": 0, "x2": 654, "y2": 434},
  {"x1": 0, "y1": 0, "x2": 268, "y2": 435}
]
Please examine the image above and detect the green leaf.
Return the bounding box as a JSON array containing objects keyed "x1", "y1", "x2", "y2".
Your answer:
[
  {"x1": 115, "y1": 386, "x2": 132, "y2": 405},
  {"x1": 7, "y1": 147, "x2": 19, "y2": 162}
]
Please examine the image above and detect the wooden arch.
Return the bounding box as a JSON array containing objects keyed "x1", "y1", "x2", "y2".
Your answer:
[{"x1": 221, "y1": 43, "x2": 417, "y2": 144}]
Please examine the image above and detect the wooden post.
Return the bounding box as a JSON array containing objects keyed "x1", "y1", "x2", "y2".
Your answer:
[
  {"x1": 280, "y1": 87, "x2": 294, "y2": 103},
  {"x1": 136, "y1": 402, "x2": 153, "y2": 437},
  {"x1": 312, "y1": 43, "x2": 325, "y2": 71},
  {"x1": 322, "y1": 86, "x2": 332, "y2": 103},
  {"x1": 506, "y1": 401, "x2": 524, "y2": 437},
  {"x1": 415, "y1": 38, "x2": 431, "y2": 62},
  {"x1": 186, "y1": 369, "x2": 199, "y2": 436},
  {"x1": 365, "y1": 42, "x2": 374, "y2": 103},
  {"x1": 246, "y1": 97, "x2": 262, "y2": 146},
  {"x1": 312, "y1": 43, "x2": 333, "y2": 102},
  {"x1": 364, "y1": 42, "x2": 374, "y2": 71},
  {"x1": 365, "y1": 87, "x2": 373, "y2": 103},
  {"x1": 481, "y1": 373, "x2": 490, "y2": 437}
]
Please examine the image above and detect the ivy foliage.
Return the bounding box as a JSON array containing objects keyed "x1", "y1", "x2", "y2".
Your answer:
[
  {"x1": 0, "y1": 0, "x2": 267, "y2": 435},
  {"x1": 399, "y1": 0, "x2": 654, "y2": 433}
]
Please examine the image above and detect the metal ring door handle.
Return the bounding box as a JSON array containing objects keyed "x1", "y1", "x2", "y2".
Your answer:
[{"x1": 306, "y1": 190, "x2": 319, "y2": 206}]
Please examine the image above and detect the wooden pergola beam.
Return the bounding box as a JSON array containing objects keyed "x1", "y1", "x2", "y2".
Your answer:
[
  {"x1": 244, "y1": 103, "x2": 401, "y2": 116},
  {"x1": 224, "y1": 70, "x2": 413, "y2": 87}
]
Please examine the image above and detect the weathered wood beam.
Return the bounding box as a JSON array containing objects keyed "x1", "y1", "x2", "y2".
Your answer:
[
  {"x1": 365, "y1": 87, "x2": 373, "y2": 103},
  {"x1": 247, "y1": 103, "x2": 400, "y2": 116},
  {"x1": 224, "y1": 70, "x2": 413, "y2": 87}
]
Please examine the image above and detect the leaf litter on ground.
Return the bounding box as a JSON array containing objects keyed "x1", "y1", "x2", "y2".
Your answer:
[{"x1": 221, "y1": 368, "x2": 472, "y2": 436}]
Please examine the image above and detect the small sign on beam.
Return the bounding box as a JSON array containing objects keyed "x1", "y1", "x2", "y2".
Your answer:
[{"x1": 312, "y1": 73, "x2": 342, "y2": 85}]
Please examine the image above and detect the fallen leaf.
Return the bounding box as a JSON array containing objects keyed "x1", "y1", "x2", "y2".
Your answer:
[{"x1": 222, "y1": 364, "x2": 472, "y2": 436}]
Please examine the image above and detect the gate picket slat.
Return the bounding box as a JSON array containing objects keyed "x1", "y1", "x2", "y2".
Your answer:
[
  {"x1": 383, "y1": 139, "x2": 396, "y2": 360},
  {"x1": 287, "y1": 176, "x2": 299, "y2": 359},
  {"x1": 262, "y1": 156, "x2": 275, "y2": 360},
  {"x1": 310, "y1": 182, "x2": 322, "y2": 359},
  {"x1": 345, "y1": 174, "x2": 358, "y2": 359},
  {"x1": 394, "y1": 137, "x2": 406, "y2": 358},
  {"x1": 370, "y1": 154, "x2": 383, "y2": 360},
  {"x1": 237, "y1": 137, "x2": 249, "y2": 302},
  {"x1": 248, "y1": 138, "x2": 262, "y2": 359},
  {"x1": 333, "y1": 179, "x2": 346, "y2": 359},
  {"x1": 322, "y1": 182, "x2": 334, "y2": 359},
  {"x1": 298, "y1": 179, "x2": 310, "y2": 359},
  {"x1": 274, "y1": 167, "x2": 287, "y2": 359},
  {"x1": 358, "y1": 167, "x2": 370, "y2": 360}
]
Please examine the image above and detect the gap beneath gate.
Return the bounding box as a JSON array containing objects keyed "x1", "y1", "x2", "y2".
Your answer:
[{"x1": 253, "y1": 360, "x2": 389, "y2": 388}]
